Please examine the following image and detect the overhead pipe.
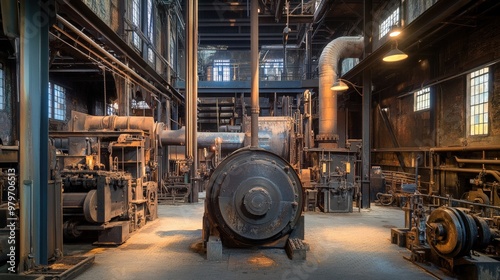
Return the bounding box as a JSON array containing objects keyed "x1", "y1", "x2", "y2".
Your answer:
[
  {"x1": 60, "y1": 0, "x2": 183, "y2": 102},
  {"x1": 250, "y1": 0, "x2": 259, "y2": 147},
  {"x1": 83, "y1": 115, "x2": 156, "y2": 135},
  {"x1": 454, "y1": 156, "x2": 500, "y2": 165},
  {"x1": 55, "y1": 15, "x2": 180, "y2": 103},
  {"x1": 430, "y1": 145, "x2": 500, "y2": 152},
  {"x1": 317, "y1": 36, "x2": 364, "y2": 148},
  {"x1": 429, "y1": 146, "x2": 500, "y2": 195},
  {"x1": 159, "y1": 127, "x2": 245, "y2": 150},
  {"x1": 436, "y1": 167, "x2": 500, "y2": 184}
]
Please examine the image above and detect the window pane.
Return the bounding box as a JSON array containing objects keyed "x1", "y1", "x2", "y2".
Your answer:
[
  {"x1": 469, "y1": 67, "x2": 489, "y2": 136},
  {"x1": 379, "y1": 7, "x2": 400, "y2": 39},
  {"x1": 49, "y1": 83, "x2": 66, "y2": 121},
  {"x1": 132, "y1": 0, "x2": 141, "y2": 48},
  {"x1": 213, "y1": 59, "x2": 231, "y2": 81},
  {"x1": 0, "y1": 64, "x2": 4, "y2": 110},
  {"x1": 414, "y1": 87, "x2": 430, "y2": 111}
]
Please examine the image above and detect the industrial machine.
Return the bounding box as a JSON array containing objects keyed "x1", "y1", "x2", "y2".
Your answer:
[
  {"x1": 307, "y1": 147, "x2": 359, "y2": 213},
  {"x1": 51, "y1": 112, "x2": 160, "y2": 244},
  {"x1": 392, "y1": 194, "x2": 500, "y2": 279},
  {"x1": 203, "y1": 147, "x2": 305, "y2": 259}
]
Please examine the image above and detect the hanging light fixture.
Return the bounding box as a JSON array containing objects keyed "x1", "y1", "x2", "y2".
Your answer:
[
  {"x1": 331, "y1": 79, "x2": 363, "y2": 96},
  {"x1": 330, "y1": 80, "x2": 349, "y2": 91},
  {"x1": 389, "y1": 25, "x2": 402, "y2": 37},
  {"x1": 382, "y1": 41, "x2": 408, "y2": 62}
]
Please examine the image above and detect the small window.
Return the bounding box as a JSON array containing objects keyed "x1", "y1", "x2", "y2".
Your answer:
[
  {"x1": 0, "y1": 63, "x2": 4, "y2": 110},
  {"x1": 132, "y1": 99, "x2": 150, "y2": 109},
  {"x1": 146, "y1": 0, "x2": 155, "y2": 63},
  {"x1": 414, "y1": 87, "x2": 430, "y2": 111},
  {"x1": 379, "y1": 7, "x2": 400, "y2": 39},
  {"x1": 469, "y1": 67, "x2": 489, "y2": 136},
  {"x1": 261, "y1": 59, "x2": 283, "y2": 81},
  {"x1": 213, "y1": 59, "x2": 231, "y2": 81},
  {"x1": 48, "y1": 82, "x2": 66, "y2": 121},
  {"x1": 131, "y1": 0, "x2": 141, "y2": 49},
  {"x1": 107, "y1": 102, "x2": 119, "y2": 116}
]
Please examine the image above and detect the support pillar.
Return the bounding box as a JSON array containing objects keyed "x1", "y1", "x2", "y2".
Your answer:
[
  {"x1": 361, "y1": 0, "x2": 372, "y2": 209},
  {"x1": 19, "y1": 0, "x2": 52, "y2": 270},
  {"x1": 185, "y1": 0, "x2": 198, "y2": 202}
]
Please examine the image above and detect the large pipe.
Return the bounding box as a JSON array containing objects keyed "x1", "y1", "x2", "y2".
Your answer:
[
  {"x1": 250, "y1": 0, "x2": 259, "y2": 147},
  {"x1": 437, "y1": 167, "x2": 500, "y2": 184},
  {"x1": 83, "y1": 115, "x2": 155, "y2": 134},
  {"x1": 56, "y1": 15, "x2": 179, "y2": 103},
  {"x1": 317, "y1": 36, "x2": 363, "y2": 148},
  {"x1": 454, "y1": 156, "x2": 500, "y2": 165},
  {"x1": 159, "y1": 127, "x2": 245, "y2": 150},
  {"x1": 430, "y1": 145, "x2": 500, "y2": 152}
]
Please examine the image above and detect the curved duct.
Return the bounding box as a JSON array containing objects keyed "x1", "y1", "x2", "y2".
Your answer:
[{"x1": 317, "y1": 36, "x2": 364, "y2": 148}]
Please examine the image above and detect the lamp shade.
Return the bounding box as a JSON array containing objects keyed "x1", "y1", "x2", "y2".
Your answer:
[
  {"x1": 331, "y1": 80, "x2": 349, "y2": 91},
  {"x1": 382, "y1": 47, "x2": 408, "y2": 62},
  {"x1": 389, "y1": 25, "x2": 401, "y2": 37}
]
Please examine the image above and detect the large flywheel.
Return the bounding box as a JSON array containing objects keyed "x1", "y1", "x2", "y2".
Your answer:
[{"x1": 205, "y1": 147, "x2": 303, "y2": 246}]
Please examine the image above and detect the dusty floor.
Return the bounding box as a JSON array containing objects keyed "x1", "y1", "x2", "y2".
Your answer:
[{"x1": 67, "y1": 197, "x2": 436, "y2": 280}]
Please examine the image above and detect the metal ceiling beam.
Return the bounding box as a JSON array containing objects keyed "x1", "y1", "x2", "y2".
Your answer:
[{"x1": 199, "y1": 15, "x2": 313, "y2": 24}]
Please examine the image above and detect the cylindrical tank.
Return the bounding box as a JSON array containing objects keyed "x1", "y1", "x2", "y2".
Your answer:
[{"x1": 205, "y1": 147, "x2": 303, "y2": 247}]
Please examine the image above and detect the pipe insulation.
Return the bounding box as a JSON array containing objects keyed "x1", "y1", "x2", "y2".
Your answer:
[{"x1": 317, "y1": 36, "x2": 363, "y2": 148}]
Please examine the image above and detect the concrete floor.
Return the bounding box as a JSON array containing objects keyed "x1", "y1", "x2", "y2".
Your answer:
[{"x1": 68, "y1": 196, "x2": 437, "y2": 280}]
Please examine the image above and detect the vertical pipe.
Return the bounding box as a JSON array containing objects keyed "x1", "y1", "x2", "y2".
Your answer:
[
  {"x1": 185, "y1": 0, "x2": 192, "y2": 165},
  {"x1": 172, "y1": 100, "x2": 178, "y2": 130},
  {"x1": 165, "y1": 98, "x2": 171, "y2": 129},
  {"x1": 185, "y1": 0, "x2": 198, "y2": 202},
  {"x1": 103, "y1": 67, "x2": 106, "y2": 115},
  {"x1": 250, "y1": 0, "x2": 259, "y2": 147},
  {"x1": 305, "y1": 26, "x2": 312, "y2": 79},
  {"x1": 166, "y1": 9, "x2": 172, "y2": 84},
  {"x1": 361, "y1": 0, "x2": 372, "y2": 208},
  {"x1": 317, "y1": 36, "x2": 363, "y2": 149},
  {"x1": 192, "y1": 0, "x2": 199, "y2": 199}
]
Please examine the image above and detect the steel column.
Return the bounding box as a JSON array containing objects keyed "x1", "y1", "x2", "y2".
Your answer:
[
  {"x1": 19, "y1": 1, "x2": 51, "y2": 269},
  {"x1": 361, "y1": 0, "x2": 372, "y2": 209}
]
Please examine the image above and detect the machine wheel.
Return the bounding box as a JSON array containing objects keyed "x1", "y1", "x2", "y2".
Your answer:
[
  {"x1": 376, "y1": 192, "x2": 394, "y2": 206},
  {"x1": 83, "y1": 190, "x2": 98, "y2": 223},
  {"x1": 472, "y1": 215, "x2": 492, "y2": 249},
  {"x1": 206, "y1": 147, "x2": 303, "y2": 246},
  {"x1": 426, "y1": 207, "x2": 467, "y2": 258}
]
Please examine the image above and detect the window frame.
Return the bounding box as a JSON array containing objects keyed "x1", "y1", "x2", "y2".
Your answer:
[
  {"x1": 379, "y1": 7, "x2": 400, "y2": 39},
  {"x1": 466, "y1": 67, "x2": 490, "y2": 136},
  {"x1": 414, "y1": 87, "x2": 431, "y2": 112},
  {"x1": 48, "y1": 82, "x2": 67, "y2": 121},
  {"x1": 0, "y1": 63, "x2": 4, "y2": 111},
  {"x1": 213, "y1": 59, "x2": 232, "y2": 82},
  {"x1": 146, "y1": 0, "x2": 155, "y2": 64},
  {"x1": 261, "y1": 58, "x2": 284, "y2": 81},
  {"x1": 131, "y1": 0, "x2": 141, "y2": 49}
]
